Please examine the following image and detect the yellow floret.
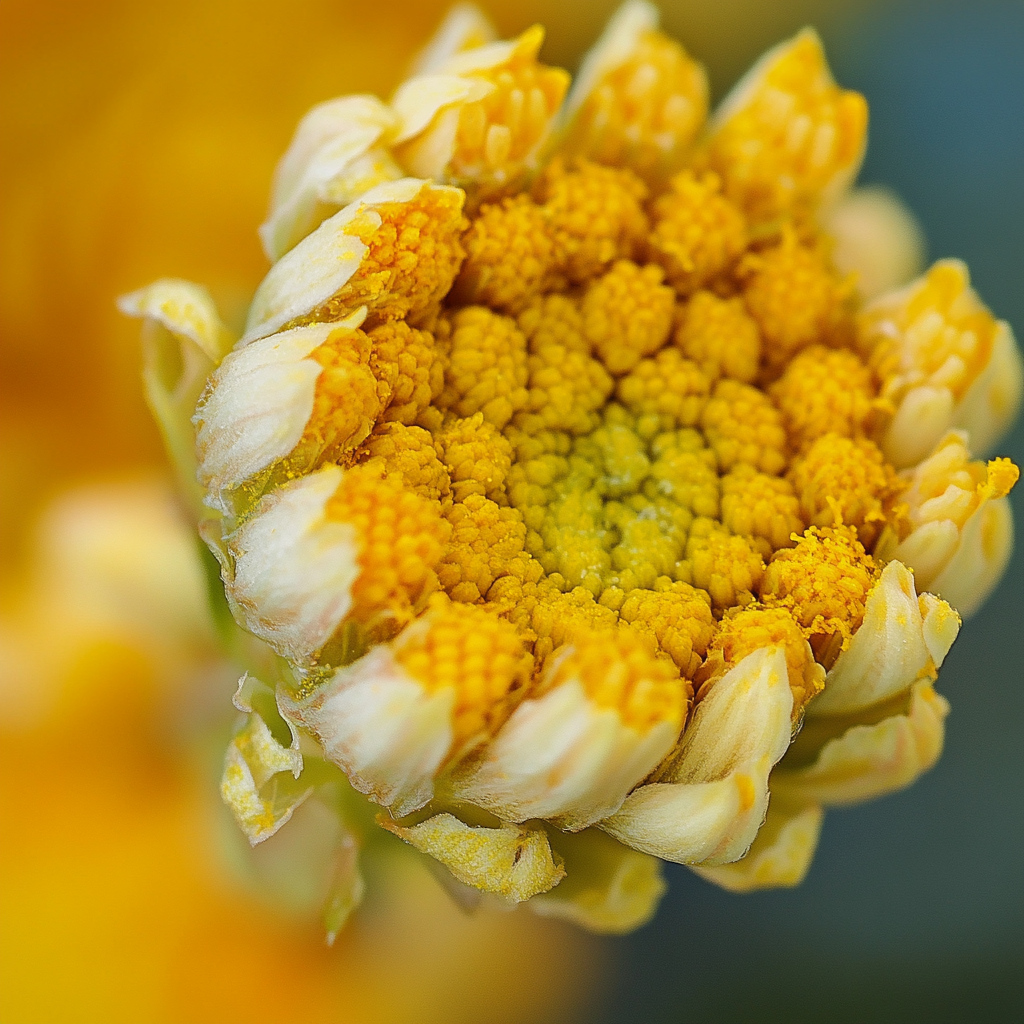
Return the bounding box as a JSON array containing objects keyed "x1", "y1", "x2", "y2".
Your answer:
[
  {"x1": 325, "y1": 464, "x2": 451, "y2": 632},
  {"x1": 720, "y1": 465, "x2": 805, "y2": 559},
  {"x1": 770, "y1": 344, "x2": 879, "y2": 451},
  {"x1": 617, "y1": 349, "x2": 711, "y2": 432},
  {"x1": 741, "y1": 227, "x2": 855, "y2": 378},
  {"x1": 646, "y1": 171, "x2": 748, "y2": 295},
  {"x1": 438, "y1": 493, "x2": 533, "y2": 604},
  {"x1": 538, "y1": 627, "x2": 687, "y2": 731},
  {"x1": 677, "y1": 526, "x2": 766, "y2": 614},
  {"x1": 699, "y1": 605, "x2": 823, "y2": 715},
  {"x1": 705, "y1": 29, "x2": 868, "y2": 226},
  {"x1": 788, "y1": 433, "x2": 903, "y2": 551},
  {"x1": 644, "y1": 429, "x2": 719, "y2": 516},
  {"x1": 760, "y1": 524, "x2": 880, "y2": 659},
  {"x1": 300, "y1": 186, "x2": 467, "y2": 328},
  {"x1": 367, "y1": 320, "x2": 444, "y2": 425},
  {"x1": 434, "y1": 413, "x2": 513, "y2": 504},
  {"x1": 701, "y1": 379, "x2": 788, "y2": 474},
  {"x1": 609, "y1": 579, "x2": 715, "y2": 678},
  {"x1": 673, "y1": 290, "x2": 761, "y2": 384},
  {"x1": 564, "y1": 29, "x2": 708, "y2": 184},
  {"x1": 536, "y1": 158, "x2": 649, "y2": 283},
  {"x1": 361, "y1": 422, "x2": 451, "y2": 502},
  {"x1": 516, "y1": 295, "x2": 613, "y2": 436},
  {"x1": 582, "y1": 260, "x2": 676, "y2": 374},
  {"x1": 453, "y1": 193, "x2": 558, "y2": 312},
  {"x1": 300, "y1": 327, "x2": 384, "y2": 466},
  {"x1": 437, "y1": 306, "x2": 529, "y2": 429},
  {"x1": 395, "y1": 598, "x2": 533, "y2": 744}
]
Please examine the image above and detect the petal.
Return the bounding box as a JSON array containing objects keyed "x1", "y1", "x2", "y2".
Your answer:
[
  {"x1": 955, "y1": 320, "x2": 1024, "y2": 457},
  {"x1": 691, "y1": 800, "x2": 823, "y2": 893},
  {"x1": 221, "y1": 675, "x2": 311, "y2": 845},
  {"x1": 773, "y1": 680, "x2": 949, "y2": 806},
  {"x1": 280, "y1": 645, "x2": 455, "y2": 817},
  {"x1": 447, "y1": 678, "x2": 679, "y2": 831},
  {"x1": 531, "y1": 827, "x2": 667, "y2": 934},
  {"x1": 379, "y1": 813, "x2": 565, "y2": 904},
  {"x1": 225, "y1": 467, "x2": 360, "y2": 663},
  {"x1": 809, "y1": 560, "x2": 959, "y2": 716},
  {"x1": 409, "y1": 4, "x2": 498, "y2": 77}
]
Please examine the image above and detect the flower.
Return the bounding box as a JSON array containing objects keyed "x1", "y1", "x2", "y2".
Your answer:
[{"x1": 124, "y1": 1, "x2": 1022, "y2": 934}]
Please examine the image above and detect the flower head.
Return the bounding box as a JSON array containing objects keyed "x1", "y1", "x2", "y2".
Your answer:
[{"x1": 125, "y1": 2, "x2": 1022, "y2": 936}]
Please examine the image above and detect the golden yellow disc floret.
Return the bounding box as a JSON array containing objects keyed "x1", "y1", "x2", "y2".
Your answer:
[
  {"x1": 564, "y1": 29, "x2": 708, "y2": 184},
  {"x1": 367, "y1": 320, "x2": 444, "y2": 425},
  {"x1": 719, "y1": 465, "x2": 805, "y2": 558},
  {"x1": 760, "y1": 524, "x2": 880, "y2": 658},
  {"x1": 536, "y1": 158, "x2": 649, "y2": 283},
  {"x1": 673, "y1": 290, "x2": 761, "y2": 384},
  {"x1": 770, "y1": 344, "x2": 878, "y2": 451},
  {"x1": 394, "y1": 598, "x2": 534, "y2": 744},
  {"x1": 677, "y1": 526, "x2": 766, "y2": 614},
  {"x1": 741, "y1": 228, "x2": 854, "y2": 378},
  {"x1": 434, "y1": 413, "x2": 513, "y2": 504},
  {"x1": 616, "y1": 349, "x2": 711, "y2": 432},
  {"x1": 453, "y1": 193, "x2": 558, "y2": 312},
  {"x1": 437, "y1": 306, "x2": 529, "y2": 429},
  {"x1": 701, "y1": 379, "x2": 788, "y2": 474},
  {"x1": 788, "y1": 433, "x2": 903, "y2": 551},
  {"x1": 539, "y1": 628, "x2": 687, "y2": 732},
  {"x1": 582, "y1": 260, "x2": 676, "y2": 374},
  {"x1": 646, "y1": 171, "x2": 748, "y2": 296},
  {"x1": 325, "y1": 464, "x2": 451, "y2": 632},
  {"x1": 361, "y1": 422, "x2": 451, "y2": 502}
]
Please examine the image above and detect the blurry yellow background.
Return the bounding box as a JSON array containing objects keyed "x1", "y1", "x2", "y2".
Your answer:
[{"x1": 0, "y1": 1, "x2": 888, "y2": 1022}]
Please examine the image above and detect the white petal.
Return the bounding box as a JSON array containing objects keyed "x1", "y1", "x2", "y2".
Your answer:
[
  {"x1": 409, "y1": 5, "x2": 498, "y2": 77},
  {"x1": 242, "y1": 178, "x2": 431, "y2": 345},
  {"x1": 448, "y1": 677, "x2": 679, "y2": 831},
  {"x1": 810, "y1": 561, "x2": 959, "y2": 716},
  {"x1": 379, "y1": 813, "x2": 565, "y2": 904},
  {"x1": 691, "y1": 801, "x2": 823, "y2": 893},
  {"x1": 226, "y1": 467, "x2": 358, "y2": 662},
  {"x1": 773, "y1": 680, "x2": 949, "y2": 806},
  {"x1": 281, "y1": 645, "x2": 454, "y2": 817}
]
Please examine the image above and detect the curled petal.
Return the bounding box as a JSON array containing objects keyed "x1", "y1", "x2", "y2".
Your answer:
[
  {"x1": 243, "y1": 178, "x2": 465, "y2": 344},
  {"x1": 893, "y1": 431, "x2": 1018, "y2": 617},
  {"x1": 379, "y1": 813, "x2": 565, "y2": 904},
  {"x1": 601, "y1": 647, "x2": 794, "y2": 865},
  {"x1": 195, "y1": 314, "x2": 370, "y2": 513},
  {"x1": 773, "y1": 680, "x2": 949, "y2": 806},
  {"x1": 280, "y1": 646, "x2": 454, "y2": 817},
  {"x1": 409, "y1": 4, "x2": 498, "y2": 76},
  {"x1": 447, "y1": 677, "x2": 679, "y2": 831},
  {"x1": 221, "y1": 675, "x2": 311, "y2": 844},
  {"x1": 531, "y1": 828, "x2": 667, "y2": 934},
  {"x1": 810, "y1": 560, "x2": 959, "y2": 716},
  {"x1": 225, "y1": 467, "x2": 359, "y2": 663},
  {"x1": 260, "y1": 96, "x2": 402, "y2": 261},
  {"x1": 691, "y1": 800, "x2": 823, "y2": 893}
]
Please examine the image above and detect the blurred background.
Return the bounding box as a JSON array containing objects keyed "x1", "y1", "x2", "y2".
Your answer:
[{"x1": 1, "y1": 1, "x2": 1021, "y2": 1021}]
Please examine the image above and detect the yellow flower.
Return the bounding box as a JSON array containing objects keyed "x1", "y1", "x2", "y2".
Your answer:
[{"x1": 124, "y1": 2, "x2": 1022, "y2": 935}]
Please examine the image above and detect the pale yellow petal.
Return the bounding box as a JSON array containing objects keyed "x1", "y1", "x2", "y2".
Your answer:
[{"x1": 409, "y1": 5, "x2": 498, "y2": 77}]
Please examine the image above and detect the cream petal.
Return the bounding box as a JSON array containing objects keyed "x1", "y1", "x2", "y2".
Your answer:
[
  {"x1": 409, "y1": 4, "x2": 498, "y2": 77},
  {"x1": 531, "y1": 827, "x2": 666, "y2": 934},
  {"x1": 280, "y1": 645, "x2": 454, "y2": 818},
  {"x1": 447, "y1": 677, "x2": 679, "y2": 831},
  {"x1": 261, "y1": 96, "x2": 400, "y2": 261},
  {"x1": 225, "y1": 467, "x2": 359, "y2": 663},
  {"x1": 242, "y1": 177, "x2": 431, "y2": 345},
  {"x1": 954, "y1": 321, "x2": 1024, "y2": 457},
  {"x1": 392, "y1": 75, "x2": 494, "y2": 149},
  {"x1": 195, "y1": 322, "x2": 336, "y2": 511},
  {"x1": 379, "y1": 813, "x2": 565, "y2": 904},
  {"x1": 691, "y1": 801, "x2": 823, "y2": 893},
  {"x1": 882, "y1": 385, "x2": 956, "y2": 469},
  {"x1": 563, "y1": 1, "x2": 660, "y2": 123},
  {"x1": 810, "y1": 561, "x2": 959, "y2": 716},
  {"x1": 773, "y1": 680, "x2": 949, "y2": 806},
  {"x1": 221, "y1": 674, "x2": 311, "y2": 845}
]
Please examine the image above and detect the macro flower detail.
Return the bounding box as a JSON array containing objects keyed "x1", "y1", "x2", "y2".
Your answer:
[{"x1": 125, "y1": 2, "x2": 1022, "y2": 936}]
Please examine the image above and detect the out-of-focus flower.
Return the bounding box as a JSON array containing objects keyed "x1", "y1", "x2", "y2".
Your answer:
[
  {"x1": 0, "y1": 480, "x2": 603, "y2": 1022},
  {"x1": 122, "y1": 1, "x2": 1021, "y2": 934}
]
